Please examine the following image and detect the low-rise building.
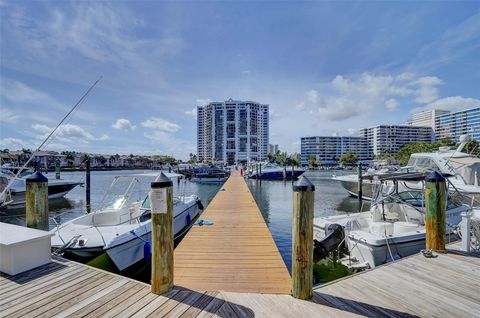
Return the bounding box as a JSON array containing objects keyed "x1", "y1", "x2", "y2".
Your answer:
[{"x1": 300, "y1": 136, "x2": 371, "y2": 166}]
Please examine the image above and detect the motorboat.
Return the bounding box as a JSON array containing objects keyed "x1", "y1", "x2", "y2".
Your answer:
[
  {"x1": 314, "y1": 172, "x2": 471, "y2": 269},
  {"x1": 50, "y1": 173, "x2": 204, "y2": 271},
  {"x1": 190, "y1": 166, "x2": 229, "y2": 184},
  {"x1": 0, "y1": 167, "x2": 83, "y2": 209},
  {"x1": 334, "y1": 136, "x2": 480, "y2": 202},
  {"x1": 249, "y1": 163, "x2": 304, "y2": 180}
]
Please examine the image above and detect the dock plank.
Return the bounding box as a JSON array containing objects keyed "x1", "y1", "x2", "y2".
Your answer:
[{"x1": 173, "y1": 172, "x2": 291, "y2": 294}]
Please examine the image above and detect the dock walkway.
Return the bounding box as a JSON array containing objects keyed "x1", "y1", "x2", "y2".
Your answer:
[
  {"x1": 174, "y1": 171, "x2": 292, "y2": 293},
  {"x1": 1, "y1": 243, "x2": 478, "y2": 317}
]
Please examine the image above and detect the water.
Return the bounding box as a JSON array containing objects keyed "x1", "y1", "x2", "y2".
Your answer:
[
  {"x1": 1, "y1": 169, "x2": 363, "y2": 273},
  {"x1": 1, "y1": 170, "x2": 222, "y2": 229},
  {"x1": 246, "y1": 170, "x2": 367, "y2": 271}
]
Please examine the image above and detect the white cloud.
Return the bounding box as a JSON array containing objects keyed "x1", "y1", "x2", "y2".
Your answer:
[
  {"x1": 112, "y1": 118, "x2": 136, "y2": 131},
  {"x1": 0, "y1": 107, "x2": 21, "y2": 123},
  {"x1": 1, "y1": 79, "x2": 62, "y2": 109},
  {"x1": 196, "y1": 98, "x2": 211, "y2": 106},
  {"x1": 241, "y1": 70, "x2": 251, "y2": 75},
  {"x1": 185, "y1": 108, "x2": 197, "y2": 118},
  {"x1": 385, "y1": 99, "x2": 399, "y2": 111},
  {"x1": 32, "y1": 123, "x2": 109, "y2": 143},
  {"x1": 412, "y1": 96, "x2": 480, "y2": 113},
  {"x1": 411, "y1": 76, "x2": 443, "y2": 104},
  {"x1": 0, "y1": 137, "x2": 30, "y2": 150},
  {"x1": 300, "y1": 73, "x2": 451, "y2": 121},
  {"x1": 143, "y1": 130, "x2": 195, "y2": 158},
  {"x1": 141, "y1": 117, "x2": 181, "y2": 132},
  {"x1": 347, "y1": 128, "x2": 356, "y2": 135}
]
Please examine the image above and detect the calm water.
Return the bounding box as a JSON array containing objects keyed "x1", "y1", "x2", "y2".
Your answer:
[
  {"x1": 247, "y1": 170, "x2": 367, "y2": 271},
  {"x1": 1, "y1": 169, "x2": 363, "y2": 272}
]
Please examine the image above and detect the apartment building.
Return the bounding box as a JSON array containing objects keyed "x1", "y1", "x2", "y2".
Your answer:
[
  {"x1": 407, "y1": 109, "x2": 450, "y2": 132},
  {"x1": 435, "y1": 107, "x2": 480, "y2": 142},
  {"x1": 360, "y1": 125, "x2": 433, "y2": 157},
  {"x1": 300, "y1": 136, "x2": 371, "y2": 166},
  {"x1": 197, "y1": 99, "x2": 269, "y2": 165}
]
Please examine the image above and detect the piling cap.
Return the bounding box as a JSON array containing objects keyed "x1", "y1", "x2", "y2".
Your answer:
[
  {"x1": 151, "y1": 172, "x2": 173, "y2": 188},
  {"x1": 293, "y1": 175, "x2": 315, "y2": 192},
  {"x1": 25, "y1": 171, "x2": 48, "y2": 183},
  {"x1": 425, "y1": 170, "x2": 446, "y2": 182}
]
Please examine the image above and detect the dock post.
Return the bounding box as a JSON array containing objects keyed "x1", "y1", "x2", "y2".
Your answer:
[
  {"x1": 55, "y1": 158, "x2": 61, "y2": 179},
  {"x1": 460, "y1": 212, "x2": 472, "y2": 252},
  {"x1": 26, "y1": 172, "x2": 49, "y2": 231},
  {"x1": 291, "y1": 165, "x2": 294, "y2": 181},
  {"x1": 256, "y1": 163, "x2": 259, "y2": 180},
  {"x1": 292, "y1": 175, "x2": 315, "y2": 299},
  {"x1": 425, "y1": 171, "x2": 446, "y2": 252},
  {"x1": 357, "y1": 162, "x2": 362, "y2": 211},
  {"x1": 86, "y1": 158, "x2": 91, "y2": 213},
  {"x1": 259, "y1": 163, "x2": 262, "y2": 179},
  {"x1": 150, "y1": 172, "x2": 174, "y2": 295}
]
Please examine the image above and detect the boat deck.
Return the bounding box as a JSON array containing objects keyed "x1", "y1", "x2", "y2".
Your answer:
[
  {"x1": 0, "y1": 242, "x2": 478, "y2": 317},
  {"x1": 174, "y1": 171, "x2": 292, "y2": 294}
]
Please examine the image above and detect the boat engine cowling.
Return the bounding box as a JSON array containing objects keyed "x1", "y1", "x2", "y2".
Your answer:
[
  {"x1": 196, "y1": 199, "x2": 204, "y2": 210},
  {"x1": 313, "y1": 223, "x2": 346, "y2": 262}
]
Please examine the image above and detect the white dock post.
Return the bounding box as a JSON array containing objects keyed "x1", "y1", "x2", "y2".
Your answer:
[{"x1": 460, "y1": 212, "x2": 472, "y2": 252}]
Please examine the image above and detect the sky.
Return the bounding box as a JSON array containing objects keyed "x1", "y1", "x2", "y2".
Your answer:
[{"x1": 1, "y1": 1, "x2": 480, "y2": 160}]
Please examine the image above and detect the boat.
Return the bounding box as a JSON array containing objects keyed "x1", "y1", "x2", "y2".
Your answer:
[
  {"x1": 334, "y1": 135, "x2": 480, "y2": 202},
  {"x1": 190, "y1": 166, "x2": 229, "y2": 183},
  {"x1": 50, "y1": 172, "x2": 204, "y2": 271},
  {"x1": 314, "y1": 172, "x2": 471, "y2": 269},
  {"x1": 248, "y1": 163, "x2": 305, "y2": 180},
  {"x1": 0, "y1": 167, "x2": 83, "y2": 208}
]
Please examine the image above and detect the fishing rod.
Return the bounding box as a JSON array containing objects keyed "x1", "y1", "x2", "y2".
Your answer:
[{"x1": 0, "y1": 76, "x2": 103, "y2": 207}]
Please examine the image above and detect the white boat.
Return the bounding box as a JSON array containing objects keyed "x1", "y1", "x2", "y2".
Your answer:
[
  {"x1": 50, "y1": 173, "x2": 203, "y2": 271},
  {"x1": 334, "y1": 136, "x2": 480, "y2": 202},
  {"x1": 248, "y1": 163, "x2": 305, "y2": 180},
  {"x1": 315, "y1": 172, "x2": 471, "y2": 269},
  {"x1": 0, "y1": 167, "x2": 83, "y2": 208}
]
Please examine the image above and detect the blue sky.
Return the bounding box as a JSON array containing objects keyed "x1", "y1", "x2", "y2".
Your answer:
[{"x1": 1, "y1": 1, "x2": 479, "y2": 159}]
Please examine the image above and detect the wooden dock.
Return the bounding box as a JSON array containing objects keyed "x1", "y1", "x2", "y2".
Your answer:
[
  {"x1": 1, "y1": 243, "x2": 478, "y2": 317},
  {"x1": 174, "y1": 171, "x2": 292, "y2": 293}
]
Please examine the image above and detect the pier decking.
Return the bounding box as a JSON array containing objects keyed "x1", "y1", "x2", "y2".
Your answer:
[
  {"x1": 1, "y1": 243, "x2": 478, "y2": 317},
  {"x1": 174, "y1": 171, "x2": 292, "y2": 293}
]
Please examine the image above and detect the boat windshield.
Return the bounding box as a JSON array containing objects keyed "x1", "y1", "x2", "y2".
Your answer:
[
  {"x1": 383, "y1": 190, "x2": 463, "y2": 210},
  {"x1": 105, "y1": 195, "x2": 127, "y2": 210},
  {"x1": 141, "y1": 195, "x2": 180, "y2": 210},
  {"x1": 407, "y1": 157, "x2": 440, "y2": 171}
]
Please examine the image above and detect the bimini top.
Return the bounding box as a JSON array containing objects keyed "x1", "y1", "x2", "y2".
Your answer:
[{"x1": 362, "y1": 171, "x2": 453, "y2": 182}]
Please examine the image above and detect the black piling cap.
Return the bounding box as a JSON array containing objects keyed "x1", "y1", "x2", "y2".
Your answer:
[
  {"x1": 25, "y1": 171, "x2": 48, "y2": 183},
  {"x1": 151, "y1": 172, "x2": 173, "y2": 188},
  {"x1": 425, "y1": 170, "x2": 446, "y2": 183},
  {"x1": 293, "y1": 175, "x2": 315, "y2": 192}
]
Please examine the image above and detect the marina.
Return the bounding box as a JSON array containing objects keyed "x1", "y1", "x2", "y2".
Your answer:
[
  {"x1": 1, "y1": 173, "x2": 479, "y2": 317},
  {"x1": 2, "y1": 2, "x2": 480, "y2": 316}
]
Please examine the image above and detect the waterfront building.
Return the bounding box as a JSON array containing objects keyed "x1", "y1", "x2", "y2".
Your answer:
[
  {"x1": 300, "y1": 136, "x2": 371, "y2": 166},
  {"x1": 197, "y1": 99, "x2": 269, "y2": 165},
  {"x1": 269, "y1": 144, "x2": 279, "y2": 155},
  {"x1": 435, "y1": 107, "x2": 480, "y2": 141},
  {"x1": 407, "y1": 109, "x2": 450, "y2": 132},
  {"x1": 360, "y1": 125, "x2": 433, "y2": 157}
]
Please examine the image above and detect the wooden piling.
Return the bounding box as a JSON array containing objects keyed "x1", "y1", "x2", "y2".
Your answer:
[
  {"x1": 55, "y1": 158, "x2": 61, "y2": 179},
  {"x1": 259, "y1": 163, "x2": 262, "y2": 179},
  {"x1": 292, "y1": 175, "x2": 315, "y2": 299},
  {"x1": 357, "y1": 162, "x2": 363, "y2": 211},
  {"x1": 150, "y1": 172, "x2": 174, "y2": 295},
  {"x1": 26, "y1": 171, "x2": 49, "y2": 231},
  {"x1": 425, "y1": 171, "x2": 446, "y2": 252},
  {"x1": 85, "y1": 158, "x2": 91, "y2": 214},
  {"x1": 291, "y1": 165, "x2": 294, "y2": 181}
]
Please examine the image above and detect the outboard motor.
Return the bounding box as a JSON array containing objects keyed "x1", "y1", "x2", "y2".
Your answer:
[{"x1": 313, "y1": 223, "x2": 346, "y2": 262}]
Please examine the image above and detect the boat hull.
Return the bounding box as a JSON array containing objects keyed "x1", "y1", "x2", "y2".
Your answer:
[
  {"x1": 60, "y1": 201, "x2": 200, "y2": 271},
  {"x1": 8, "y1": 182, "x2": 82, "y2": 207},
  {"x1": 250, "y1": 170, "x2": 304, "y2": 180}
]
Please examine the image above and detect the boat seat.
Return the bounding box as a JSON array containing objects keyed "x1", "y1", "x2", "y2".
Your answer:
[
  {"x1": 394, "y1": 221, "x2": 420, "y2": 234},
  {"x1": 369, "y1": 222, "x2": 394, "y2": 237}
]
